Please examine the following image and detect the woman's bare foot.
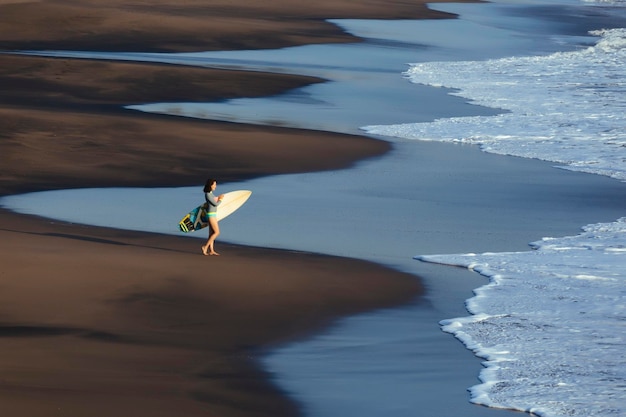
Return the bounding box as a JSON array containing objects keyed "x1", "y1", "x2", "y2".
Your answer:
[
  {"x1": 209, "y1": 251, "x2": 220, "y2": 256},
  {"x1": 201, "y1": 245, "x2": 209, "y2": 256}
]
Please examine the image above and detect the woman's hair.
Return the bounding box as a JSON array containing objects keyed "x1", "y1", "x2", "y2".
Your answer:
[{"x1": 203, "y1": 178, "x2": 216, "y2": 193}]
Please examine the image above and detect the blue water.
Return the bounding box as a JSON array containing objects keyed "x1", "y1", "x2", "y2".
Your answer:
[{"x1": 4, "y1": 1, "x2": 626, "y2": 416}]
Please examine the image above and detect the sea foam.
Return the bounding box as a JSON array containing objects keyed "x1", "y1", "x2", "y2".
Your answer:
[
  {"x1": 364, "y1": 28, "x2": 626, "y2": 181},
  {"x1": 420, "y1": 218, "x2": 626, "y2": 416},
  {"x1": 364, "y1": 16, "x2": 626, "y2": 417}
]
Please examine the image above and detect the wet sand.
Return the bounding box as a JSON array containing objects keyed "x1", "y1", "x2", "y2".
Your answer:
[
  {"x1": 0, "y1": 209, "x2": 421, "y2": 416},
  {"x1": 0, "y1": 0, "x2": 462, "y2": 415},
  {"x1": 0, "y1": 54, "x2": 392, "y2": 194}
]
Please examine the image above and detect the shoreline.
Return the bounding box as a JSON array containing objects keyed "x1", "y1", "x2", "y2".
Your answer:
[
  {"x1": 0, "y1": 0, "x2": 459, "y2": 53},
  {"x1": 0, "y1": 54, "x2": 393, "y2": 196},
  {"x1": 0, "y1": 0, "x2": 460, "y2": 415}
]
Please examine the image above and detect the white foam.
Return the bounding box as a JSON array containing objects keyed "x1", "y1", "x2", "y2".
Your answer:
[
  {"x1": 363, "y1": 12, "x2": 626, "y2": 417},
  {"x1": 421, "y1": 218, "x2": 626, "y2": 416},
  {"x1": 364, "y1": 28, "x2": 626, "y2": 182}
]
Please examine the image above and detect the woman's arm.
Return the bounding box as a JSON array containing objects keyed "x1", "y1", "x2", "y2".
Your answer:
[{"x1": 205, "y1": 192, "x2": 223, "y2": 207}]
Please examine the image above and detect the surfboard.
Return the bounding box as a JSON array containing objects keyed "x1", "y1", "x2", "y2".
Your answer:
[{"x1": 178, "y1": 190, "x2": 252, "y2": 233}]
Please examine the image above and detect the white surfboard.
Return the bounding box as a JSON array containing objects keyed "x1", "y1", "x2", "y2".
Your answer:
[
  {"x1": 216, "y1": 190, "x2": 252, "y2": 221},
  {"x1": 178, "y1": 190, "x2": 252, "y2": 233}
]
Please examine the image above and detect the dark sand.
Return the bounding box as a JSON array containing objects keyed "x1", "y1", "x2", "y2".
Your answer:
[
  {"x1": 0, "y1": 209, "x2": 421, "y2": 416},
  {"x1": 0, "y1": 0, "x2": 464, "y2": 415}
]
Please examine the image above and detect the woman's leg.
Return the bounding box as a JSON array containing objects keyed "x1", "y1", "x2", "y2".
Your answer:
[{"x1": 204, "y1": 217, "x2": 220, "y2": 255}]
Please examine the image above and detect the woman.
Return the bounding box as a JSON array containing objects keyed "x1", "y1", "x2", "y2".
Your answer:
[{"x1": 201, "y1": 178, "x2": 224, "y2": 256}]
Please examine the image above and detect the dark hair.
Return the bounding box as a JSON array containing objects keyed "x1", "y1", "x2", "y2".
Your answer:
[{"x1": 203, "y1": 178, "x2": 216, "y2": 193}]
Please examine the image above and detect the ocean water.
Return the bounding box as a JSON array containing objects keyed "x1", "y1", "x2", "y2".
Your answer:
[
  {"x1": 364, "y1": 28, "x2": 626, "y2": 182},
  {"x1": 18, "y1": 0, "x2": 597, "y2": 135},
  {"x1": 421, "y1": 219, "x2": 626, "y2": 417},
  {"x1": 364, "y1": 3, "x2": 626, "y2": 417},
  {"x1": 3, "y1": 1, "x2": 626, "y2": 416}
]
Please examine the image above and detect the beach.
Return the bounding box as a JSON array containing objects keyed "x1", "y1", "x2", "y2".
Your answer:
[
  {"x1": 0, "y1": 209, "x2": 423, "y2": 416},
  {"x1": 3, "y1": 0, "x2": 625, "y2": 416},
  {"x1": 0, "y1": 0, "x2": 454, "y2": 415}
]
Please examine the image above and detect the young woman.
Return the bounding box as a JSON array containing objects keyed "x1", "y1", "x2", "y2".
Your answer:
[{"x1": 201, "y1": 178, "x2": 224, "y2": 256}]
